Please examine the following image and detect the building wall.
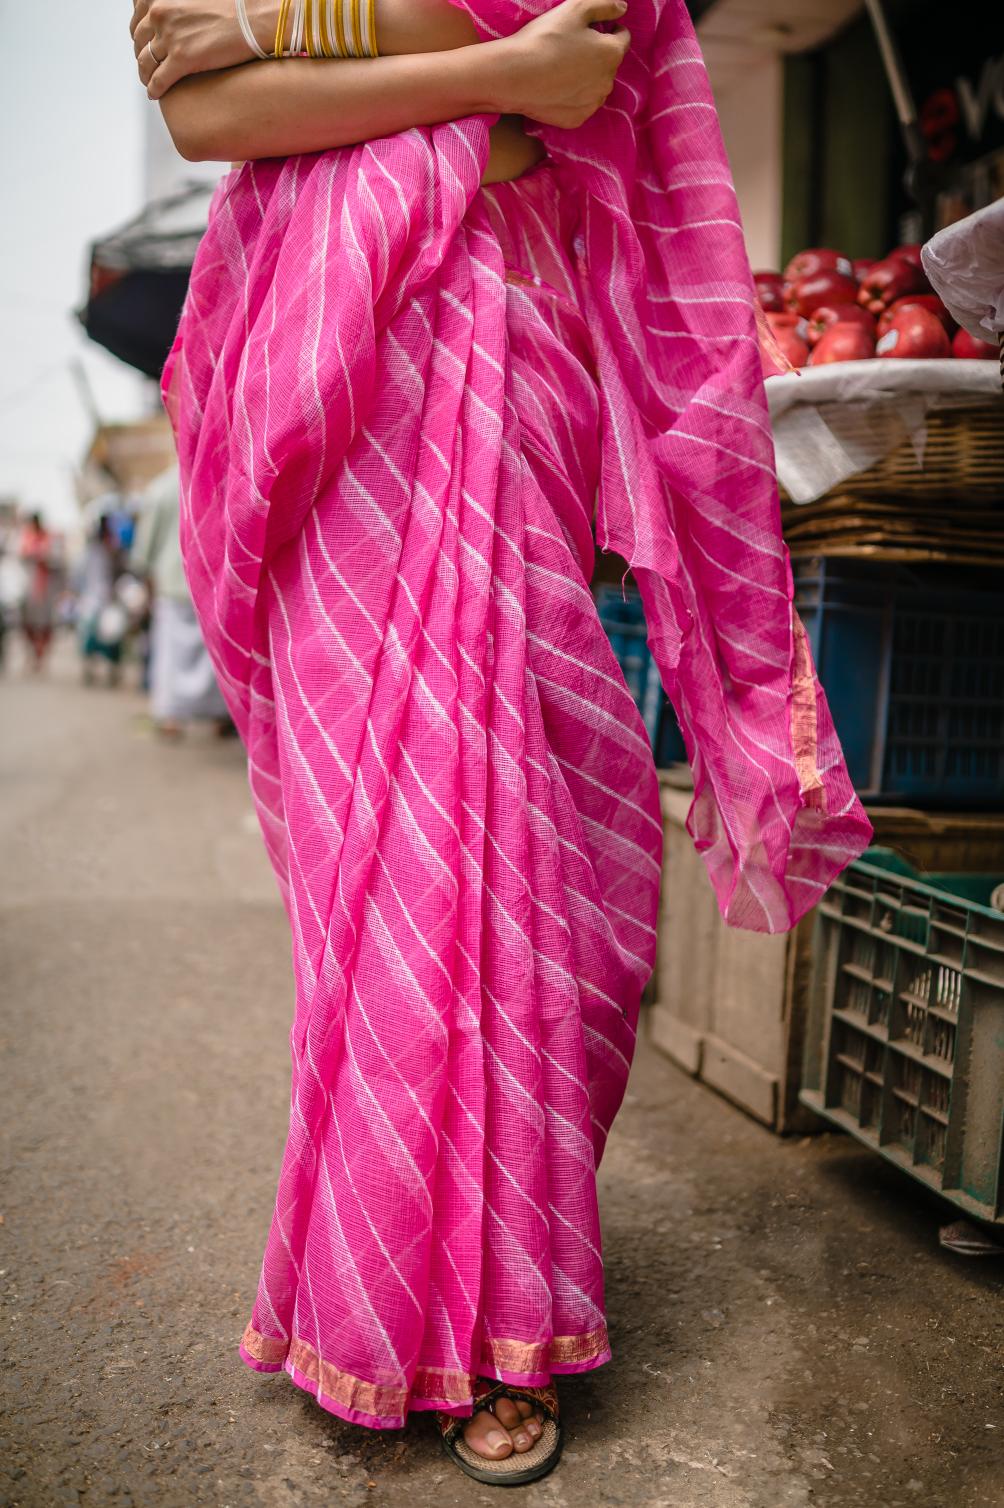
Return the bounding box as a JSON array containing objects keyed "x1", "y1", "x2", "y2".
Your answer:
[{"x1": 706, "y1": 55, "x2": 785, "y2": 271}]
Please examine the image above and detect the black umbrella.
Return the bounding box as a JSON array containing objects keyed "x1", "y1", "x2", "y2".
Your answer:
[{"x1": 78, "y1": 181, "x2": 214, "y2": 380}]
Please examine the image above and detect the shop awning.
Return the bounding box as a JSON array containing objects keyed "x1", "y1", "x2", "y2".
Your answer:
[{"x1": 78, "y1": 182, "x2": 214, "y2": 380}]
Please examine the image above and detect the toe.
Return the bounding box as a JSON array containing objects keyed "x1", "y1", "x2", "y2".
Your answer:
[
  {"x1": 494, "y1": 1398, "x2": 523, "y2": 1430},
  {"x1": 462, "y1": 1409, "x2": 513, "y2": 1461},
  {"x1": 510, "y1": 1398, "x2": 544, "y2": 1442}
]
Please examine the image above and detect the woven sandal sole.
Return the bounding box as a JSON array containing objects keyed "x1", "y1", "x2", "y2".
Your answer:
[{"x1": 443, "y1": 1418, "x2": 562, "y2": 1486}]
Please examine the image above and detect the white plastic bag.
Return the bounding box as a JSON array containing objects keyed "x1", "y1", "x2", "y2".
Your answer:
[{"x1": 922, "y1": 199, "x2": 1004, "y2": 343}]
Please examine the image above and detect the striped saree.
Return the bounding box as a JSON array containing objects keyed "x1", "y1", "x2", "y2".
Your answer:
[{"x1": 164, "y1": 0, "x2": 871, "y2": 1430}]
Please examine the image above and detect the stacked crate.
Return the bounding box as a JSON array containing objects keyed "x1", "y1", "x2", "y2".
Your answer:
[
  {"x1": 800, "y1": 855, "x2": 1004, "y2": 1225},
  {"x1": 637, "y1": 398, "x2": 1004, "y2": 1168}
]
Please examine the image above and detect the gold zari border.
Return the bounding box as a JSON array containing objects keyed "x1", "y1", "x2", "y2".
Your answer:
[{"x1": 241, "y1": 1322, "x2": 610, "y2": 1416}]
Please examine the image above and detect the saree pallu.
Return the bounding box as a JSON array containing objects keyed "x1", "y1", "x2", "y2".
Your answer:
[{"x1": 165, "y1": 0, "x2": 873, "y2": 1434}]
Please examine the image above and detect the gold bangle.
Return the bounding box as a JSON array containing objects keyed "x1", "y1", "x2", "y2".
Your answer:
[
  {"x1": 274, "y1": 0, "x2": 293, "y2": 58},
  {"x1": 312, "y1": 0, "x2": 377, "y2": 59},
  {"x1": 332, "y1": 0, "x2": 347, "y2": 57},
  {"x1": 319, "y1": 0, "x2": 333, "y2": 58}
]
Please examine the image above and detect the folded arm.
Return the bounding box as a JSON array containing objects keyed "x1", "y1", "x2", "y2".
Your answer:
[
  {"x1": 143, "y1": 0, "x2": 629, "y2": 163},
  {"x1": 162, "y1": 46, "x2": 509, "y2": 161}
]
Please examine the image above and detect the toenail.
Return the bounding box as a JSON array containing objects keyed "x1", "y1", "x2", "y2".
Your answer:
[
  {"x1": 514, "y1": 1432, "x2": 529, "y2": 1447},
  {"x1": 486, "y1": 1430, "x2": 509, "y2": 1453},
  {"x1": 527, "y1": 1421, "x2": 541, "y2": 1437}
]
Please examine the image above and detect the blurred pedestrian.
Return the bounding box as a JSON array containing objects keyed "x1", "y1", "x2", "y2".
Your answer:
[
  {"x1": 17, "y1": 512, "x2": 60, "y2": 673},
  {"x1": 76, "y1": 515, "x2": 125, "y2": 686},
  {"x1": 0, "y1": 515, "x2": 21, "y2": 673},
  {"x1": 130, "y1": 465, "x2": 228, "y2": 736}
]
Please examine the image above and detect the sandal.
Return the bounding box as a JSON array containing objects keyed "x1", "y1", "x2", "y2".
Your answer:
[{"x1": 438, "y1": 1379, "x2": 563, "y2": 1487}]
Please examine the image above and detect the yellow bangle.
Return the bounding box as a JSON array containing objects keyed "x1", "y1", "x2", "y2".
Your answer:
[
  {"x1": 318, "y1": 0, "x2": 333, "y2": 58},
  {"x1": 293, "y1": 1, "x2": 378, "y2": 59},
  {"x1": 274, "y1": 0, "x2": 293, "y2": 58}
]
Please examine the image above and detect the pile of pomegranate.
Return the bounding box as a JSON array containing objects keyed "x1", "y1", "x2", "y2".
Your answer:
[{"x1": 756, "y1": 245, "x2": 999, "y2": 369}]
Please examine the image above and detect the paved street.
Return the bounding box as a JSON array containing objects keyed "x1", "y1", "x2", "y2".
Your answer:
[{"x1": 2, "y1": 645, "x2": 1002, "y2": 1508}]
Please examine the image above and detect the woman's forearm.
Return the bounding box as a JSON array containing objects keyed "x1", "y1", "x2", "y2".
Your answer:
[{"x1": 162, "y1": 45, "x2": 510, "y2": 162}]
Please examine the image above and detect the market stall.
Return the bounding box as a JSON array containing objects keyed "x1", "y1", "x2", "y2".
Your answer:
[{"x1": 646, "y1": 225, "x2": 1004, "y2": 1187}]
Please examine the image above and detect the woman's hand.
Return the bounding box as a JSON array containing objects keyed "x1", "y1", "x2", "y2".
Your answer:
[
  {"x1": 494, "y1": 0, "x2": 631, "y2": 129},
  {"x1": 131, "y1": 0, "x2": 275, "y2": 99}
]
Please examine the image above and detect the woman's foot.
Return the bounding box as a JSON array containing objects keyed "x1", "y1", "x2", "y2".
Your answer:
[
  {"x1": 462, "y1": 1394, "x2": 545, "y2": 1461},
  {"x1": 438, "y1": 1383, "x2": 562, "y2": 1486}
]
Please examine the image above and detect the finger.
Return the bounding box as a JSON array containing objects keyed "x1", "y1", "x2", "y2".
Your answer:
[
  {"x1": 133, "y1": 19, "x2": 155, "y2": 59},
  {"x1": 148, "y1": 58, "x2": 187, "y2": 101},
  {"x1": 138, "y1": 52, "x2": 155, "y2": 88},
  {"x1": 609, "y1": 24, "x2": 632, "y2": 55},
  {"x1": 129, "y1": 0, "x2": 149, "y2": 40},
  {"x1": 579, "y1": 0, "x2": 628, "y2": 23}
]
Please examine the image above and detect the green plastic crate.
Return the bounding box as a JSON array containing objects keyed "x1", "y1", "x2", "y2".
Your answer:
[{"x1": 800, "y1": 855, "x2": 1004, "y2": 1225}]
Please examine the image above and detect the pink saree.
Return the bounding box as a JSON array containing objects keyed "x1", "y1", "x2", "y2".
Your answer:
[{"x1": 164, "y1": 0, "x2": 871, "y2": 1430}]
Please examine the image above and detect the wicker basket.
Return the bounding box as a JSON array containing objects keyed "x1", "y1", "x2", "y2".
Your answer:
[{"x1": 779, "y1": 399, "x2": 1004, "y2": 506}]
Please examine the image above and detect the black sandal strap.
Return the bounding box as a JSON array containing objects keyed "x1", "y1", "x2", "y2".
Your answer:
[{"x1": 437, "y1": 1380, "x2": 559, "y2": 1444}]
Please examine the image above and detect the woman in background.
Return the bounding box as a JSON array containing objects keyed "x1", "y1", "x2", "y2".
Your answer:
[
  {"x1": 17, "y1": 513, "x2": 59, "y2": 673},
  {"x1": 131, "y1": 0, "x2": 872, "y2": 1485},
  {"x1": 130, "y1": 464, "x2": 230, "y2": 737},
  {"x1": 76, "y1": 515, "x2": 126, "y2": 686}
]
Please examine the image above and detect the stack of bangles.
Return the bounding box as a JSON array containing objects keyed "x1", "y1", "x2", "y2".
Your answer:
[{"x1": 235, "y1": 0, "x2": 378, "y2": 60}]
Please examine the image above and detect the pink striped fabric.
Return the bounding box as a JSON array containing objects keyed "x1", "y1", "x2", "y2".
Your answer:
[{"x1": 163, "y1": 0, "x2": 871, "y2": 1431}]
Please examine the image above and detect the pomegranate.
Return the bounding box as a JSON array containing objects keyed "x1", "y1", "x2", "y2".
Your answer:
[
  {"x1": 952, "y1": 328, "x2": 999, "y2": 359},
  {"x1": 858, "y1": 257, "x2": 929, "y2": 314},
  {"x1": 875, "y1": 307, "x2": 951, "y2": 359},
  {"x1": 763, "y1": 313, "x2": 810, "y2": 370},
  {"x1": 877, "y1": 295, "x2": 955, "y2": 339},
  {"x1": 787, "y1": 270, "x2": 859, "y2": 317},
  {"x1": 783, "y1": 248, "x2": 853, "y2": 284},
  {"x1": 890, "y1": 243, "x2": 925, "y2": 271},
  {"x1": 754, "y1": 272, "x2": 785, "y2": 313},
  {"x1": 809, "y1": 322, "x2": 877, "y2": 365},
  {"x1": 807, "y1": 303, "x2": 875, "y2": 346}
]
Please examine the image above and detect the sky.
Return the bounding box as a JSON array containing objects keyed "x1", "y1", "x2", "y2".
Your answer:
[{"x1": 0, "y1": 2, "x2": 159, "y2": 528}]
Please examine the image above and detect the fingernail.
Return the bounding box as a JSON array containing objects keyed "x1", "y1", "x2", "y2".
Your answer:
[{"x1": 486, "y1": 1430, "x2": 509, "y2": 1453}]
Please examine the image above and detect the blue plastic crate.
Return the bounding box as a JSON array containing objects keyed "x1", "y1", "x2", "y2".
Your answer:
[
  {"x1": 795, "y1": 559, "x2": 1004, "y2": 805},
  {"x1": 594, "y1": 585, "x2": 688, "y2": 765},
  {"x1": 594, "y1": 585, "x2": 662, "y2": 745}
]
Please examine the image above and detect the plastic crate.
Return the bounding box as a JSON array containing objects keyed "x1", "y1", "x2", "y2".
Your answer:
[
  {"x1": 800, "y1": 856, "x2": 1004, "y2": 1224},
  {"x1": 795, "y1": 558, "x2": 1004, "y2": 804},
  {"x1": 594, "y1": 585, "x2": 688, "y2": 764},
  {"x1": 594, "y1": 585, "x2": 663, "y2": 747}
]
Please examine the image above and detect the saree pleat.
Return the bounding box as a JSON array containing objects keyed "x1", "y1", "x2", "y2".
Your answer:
[
  {"x1": 165, "y1": 0, "x2": 872, "y2": 1435},
  {"x1": 172, "y1": 163, "x2": 655, "y2": 1426}
]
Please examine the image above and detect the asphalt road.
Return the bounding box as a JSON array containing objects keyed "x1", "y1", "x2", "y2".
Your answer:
[{"x1": 2, "y1": 645, "x2": 1002, "y2": 1508}]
